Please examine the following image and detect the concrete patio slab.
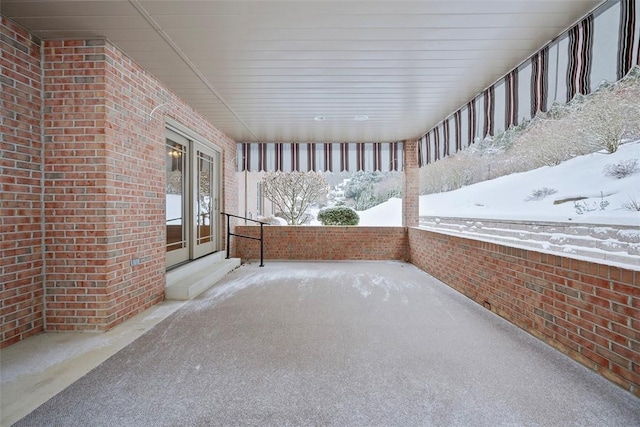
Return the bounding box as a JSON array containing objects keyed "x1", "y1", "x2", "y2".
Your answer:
[
  {"x1": 0, "y1": 300, "x2": 188, "y2": 427},
  {"x1": 4, "y1": 261, "x2": 640, "y2": 426}
]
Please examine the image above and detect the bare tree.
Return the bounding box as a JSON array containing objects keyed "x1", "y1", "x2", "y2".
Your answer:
[{"x1": 262, "y1": 171, "x2": 329, "y2": 225}]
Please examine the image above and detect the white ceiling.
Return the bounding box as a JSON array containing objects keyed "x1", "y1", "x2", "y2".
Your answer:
[{"x1": 3, "y1": 0, "x2": 602, "y2": 143}]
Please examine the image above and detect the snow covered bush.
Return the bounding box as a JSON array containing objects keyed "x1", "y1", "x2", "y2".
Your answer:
[
  {"x1": 508, "y1": 112, "x2": 588, "y2": 168},
  {"x1": 317, "y1": 206, "x2": 359, "y2": 225},
  {"x1": 574, "y1": 192, "x2": 610, "y2": 214},
  {"x1": 507, "y1": 67, "x2": 640, "y2": 168},
  {"x1": 576, "y1": 75, "x2": 640, "y2": 153},
  {"x1": 574, "y1": 201, "x2": 605, "y2": 214},
  {"x1": 419, "y1": 150, "x2": 486, "y2": 195},
  {"x1": 441, "y1": 153, "x2": 479, "y2": 189},
  {"x1": 472, "y1": 122, "x2": 527, "y2": 156},
  {"x1": 622, "y1": 194, "x2": 640, "y2": 211},
  {"x1": 603, "y1": 159, "x2": 639, "y2": 179},
  {"x1": 344, "y1": 171, "x2": 403, "y2": 210},
  {"x1": 419, "y1": 159, "x2": 450, "y2": 194},
  {"x1": 525, "y1": 187, "x2": 557, "y2": 201}
]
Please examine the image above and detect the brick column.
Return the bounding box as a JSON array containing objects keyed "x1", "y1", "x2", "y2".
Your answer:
[
  {"x1": 0, "y1": 17, "x2": 45, "y2": 347},
  {"x1": 402, "y1": 138, "x2": 419, "y2": 227}
]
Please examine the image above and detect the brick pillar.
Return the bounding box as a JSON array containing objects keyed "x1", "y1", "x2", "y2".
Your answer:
[
  {"x1": 43, "y1": 40, "x2": 112, "y2": 331},
  {"x1": 0, "y1": 17, "x2": 45, "y2": 347},
  {"x1": 42, "y1": 39, "x2": 166, "y2": 332},
  {"x1": 403, "y1": 138, "x2": 419, "y2": 227}
]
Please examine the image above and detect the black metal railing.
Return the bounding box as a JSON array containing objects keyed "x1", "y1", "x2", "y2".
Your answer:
[{"x1": 221, "y1": 212, "x2": 268, "y2": 267}]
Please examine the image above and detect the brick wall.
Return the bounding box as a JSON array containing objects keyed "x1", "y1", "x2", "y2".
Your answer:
[
  {"x1": 40, "y1": 38, "x2": 237, "y2": 332},
  {"x1": 408, "y1": 227, "x2": 640, "y2": 397},
  {"x1": 0, "y1": 17, "x2": 44, "y2": 347},
  {"x1": 42, "y1": 39, "x2": 111, "y2": 331},
  {"x1": 102, "y1": 41, "x2": 238, "y2": 329},
  {"x1": 2, "y1": 16, "x2": 238, "y2": 346},
  {"x1": 235, "y1": 226, "x2": 407, "y2": 261}
]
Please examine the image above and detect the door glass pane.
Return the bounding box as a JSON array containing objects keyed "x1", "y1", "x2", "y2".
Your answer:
[
  {"x1": 197, "y1": 150, "x2": 215, "y2": 245},
  {"x1": 166, "y1": 140, "x2": 187, "y2": 252}
]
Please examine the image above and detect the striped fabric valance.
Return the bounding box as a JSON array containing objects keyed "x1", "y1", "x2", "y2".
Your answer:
[
  {"x1": 418, "y1": 0, "x2": 640, "y2": 167},
  {"x1": 237, "y1": 142, "x2": 404, "y2": 173}
]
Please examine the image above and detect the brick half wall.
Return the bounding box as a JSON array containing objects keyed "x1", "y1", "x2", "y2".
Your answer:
[
  {"x1": 408, "y1": 227, "x2": 640, "y2": 397},
  {"x1": 234, "y1": 226, "x2": 407, "y2": 261}
]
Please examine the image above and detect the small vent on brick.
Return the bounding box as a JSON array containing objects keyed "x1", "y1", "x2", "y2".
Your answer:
[{"x1": 483, "y1": 300, "x2": 492, "y2": 310}]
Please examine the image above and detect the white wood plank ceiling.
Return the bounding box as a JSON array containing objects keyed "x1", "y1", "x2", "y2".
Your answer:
[{"x1": 3, "y1": 0, "x2": 602, "y2": 143}]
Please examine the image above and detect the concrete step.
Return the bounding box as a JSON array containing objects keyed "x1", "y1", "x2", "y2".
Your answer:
[
  {"x1": 166, "y1": 251, "x2": 226, "y2": 282},
  {"x1": 166, "y1": 253, "x2": 241, "y2": 300}
]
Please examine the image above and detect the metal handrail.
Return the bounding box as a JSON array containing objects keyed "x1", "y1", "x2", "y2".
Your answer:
[{"x1": 221, "y1": 212, "x2": 268, "y2": 267}]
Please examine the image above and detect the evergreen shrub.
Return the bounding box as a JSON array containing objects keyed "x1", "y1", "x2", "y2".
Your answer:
[{"x1": 317, "y1": 207, "x2": 360, "y2": 226}]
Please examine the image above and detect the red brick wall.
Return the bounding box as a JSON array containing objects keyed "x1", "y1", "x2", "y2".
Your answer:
[
  {"x1": 40, "y1": 38, "x2": 237, "y2": 332},
  {"x1": 42, "y1": 39, "x2": 111, "y2": 331},
  {"x1": 0, "y1": 17, "x2": 44, "y2": 347},
  {"x1": 235, "y1": 226, "x2": 407, "y2": 261},
  {"x1": 408, "y1": 227, "x2": 640, "y2": 397},
  {"x1": 102, "y1": 41, "x2": 238, "y2": 329},
  {"x1": 2, "y1": 17, "x2": 238, "y2": 345}
]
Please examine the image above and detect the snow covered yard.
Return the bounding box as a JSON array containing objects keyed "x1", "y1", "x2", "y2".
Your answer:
[
  {"x1": 417, "y1": 140, "x2": 640, "y2": 226},
  {"x1": 358, "y1": 141, "x2": 640, "y2": 268}
]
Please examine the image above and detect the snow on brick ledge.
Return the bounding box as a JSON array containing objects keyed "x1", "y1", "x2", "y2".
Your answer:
[{"x1": 419, "y1": 217, "x2": 640, "y2": 270}]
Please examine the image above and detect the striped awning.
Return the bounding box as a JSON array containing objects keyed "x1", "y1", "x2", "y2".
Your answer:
[
  {"x1": 237, "y1": 142, "x2": 404, "y2": 172},
  {"x1": 417, "y1": 0, "x2": 640, "y2": 167}
]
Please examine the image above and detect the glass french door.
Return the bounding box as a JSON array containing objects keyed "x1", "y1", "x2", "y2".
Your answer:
[
  {"x1": 165, "y1": 128, "x2": 221, "y2": 268},
  {"x1": 166, "y1": 130, "x2": 189, "y2": 266},
  {"x1": 192, "y1": 144, "x2": 220, "y2": 259}
]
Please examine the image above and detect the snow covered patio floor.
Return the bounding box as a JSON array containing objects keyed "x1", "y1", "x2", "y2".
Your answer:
[{"x1": 4, "y1": 261, "x2": 640, "y2": 426}]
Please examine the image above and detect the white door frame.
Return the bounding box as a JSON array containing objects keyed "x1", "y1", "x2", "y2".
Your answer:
[{"x1": 165, "y1": 120, "x2": 222, "y2": 268}]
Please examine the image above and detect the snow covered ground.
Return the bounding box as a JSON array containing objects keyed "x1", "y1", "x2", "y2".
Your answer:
[
  {"x1": 357, "y1": 197, "x2": 403, "y2": 227},
  {"x1": 358, "y1": 141, "x2": 640, "y2": 227},
  {"x1": 357, "y1": 142, "x2": 640, "y2": 268},
  {"x1": 419, "y1": 141, "x2": 640, "y2": 226}
]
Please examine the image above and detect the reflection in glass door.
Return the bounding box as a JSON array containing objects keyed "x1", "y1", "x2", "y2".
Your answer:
[
  {"x1": 166, "y1": 131, "x2": 189, "y2": 267},
  {"x1": 193, "y1": 145, "x2": 219, "y2": 259}
]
